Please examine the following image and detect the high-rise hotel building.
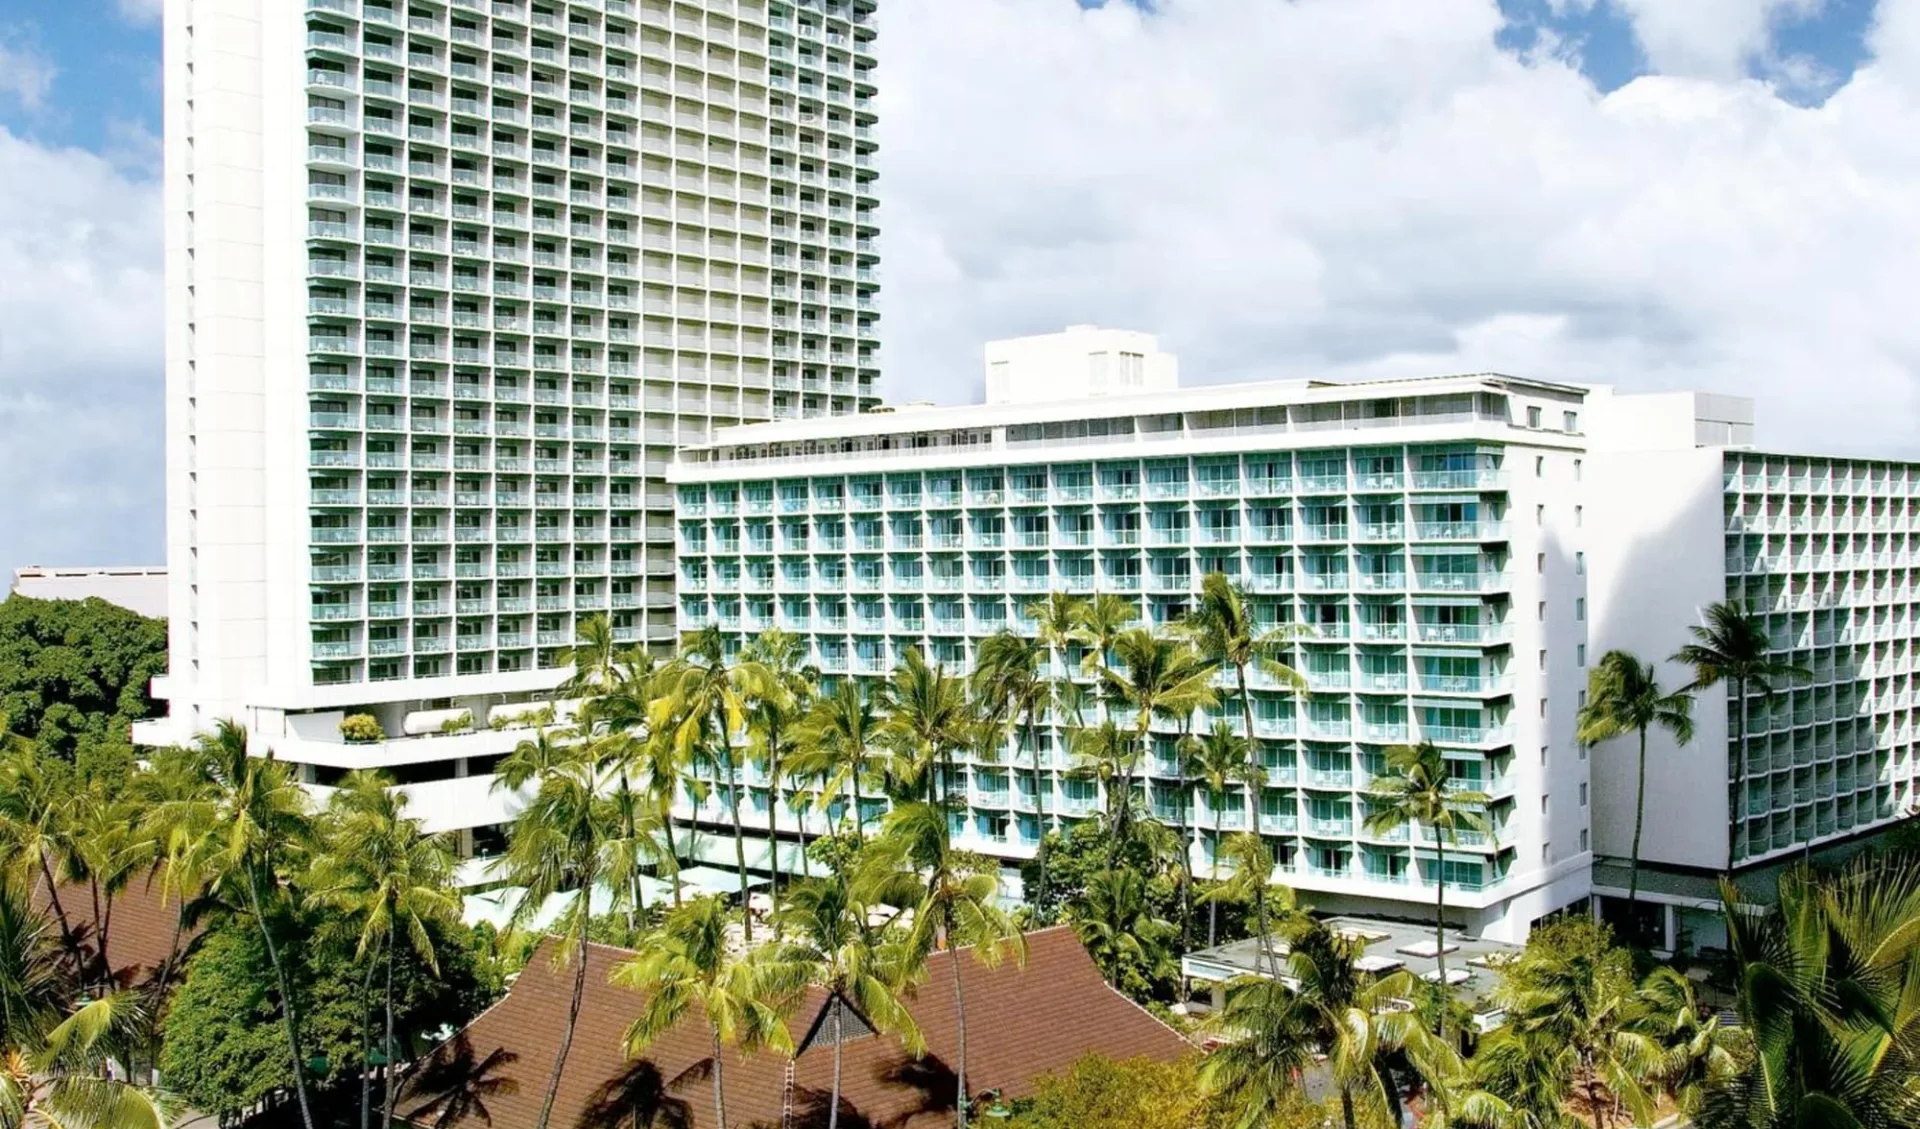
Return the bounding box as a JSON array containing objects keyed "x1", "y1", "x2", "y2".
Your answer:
[
  {"x1": 136, "y1": 0, "x2": 880, "y2": 849},
  {"x1": 669, "y1": 330, "x2": 1599, "y2": 941}
]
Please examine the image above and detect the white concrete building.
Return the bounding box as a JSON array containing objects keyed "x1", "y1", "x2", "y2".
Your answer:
[
  {"x1": 669, "y1": 333, "x2": 1599, "y2": 941},
  {"x1": 10, "y1": 567, "x2": 171, "y2": 619},
  {"x1": 1586, "y1": 389, "x2": 1920, "y2": 951},
  {"x1": 136, "y1": 0, "x2": 880, "y2": 850},
  {"x1": 981, "y1": 325, "x2": 1178, "y2": 405}
]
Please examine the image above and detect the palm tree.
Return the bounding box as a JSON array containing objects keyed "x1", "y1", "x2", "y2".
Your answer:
[
  {"x1": 972, "y1": 631, "x2": 1054, "y2": 919},
  {"x1": 1576, "y1": 650, "x2": 1695, "y2": 927},
  {"x1": 1204, "y1": 833, "x2": 1300, "y2": 981},
  {"x1": 1364, "y1": 741, "x2": 1493, "y2": 990},
  {"x1": 1706, "y1": 855, "x2": 1920, "y2": 1129},
  {"x1": 1071, "y1": 593, "x2": 1139, "y2": 729},
  {"x1": 1190, "y1": 721, "x2": 1263, "y2": 947},
  {"x1": 1181, "y1": 570, "x2": 1307, "y2": 771},
  {"x1": 1098, "y1": 628, "x2": 1217, "y2": 868},
  {"x1": 1196, "y1": 976, "x2": 1319, "y2": 1129},
  {"x1": 654, "y1": 625, "x2": 778, "y2": 943},
  {"x1": 875, "y1": 648, "x2": 970, "y2": 815},
  {"x1": 169, "y1": 721, "x2": 319, "y2": 1129},
  {"x1": 1068, "y1": 866, "x2": 1175, "y2": 999},
  {"x1": 1670, "y1": 601, "x2": 1809, "y2": 869},
  {"x1": 858, "y1": 803, "x2": 1025, "y2": 1129},
  {"x1": 62, "y1": 782, "x2": 154, "y2": 991},
  {"x1": 501, "y1": 753, "x2": 627, "y2": 1129},
  {"x1": 1065, "y1": 719, "x2": 1138, "y2": 848},
  {"x1": 743, "y1": 629, "x2": 816, "y2": 907},
  {"x1": 1285, "y1": 922, "x2": 1459, "y2": 1129},
  {"x1": 794, "y1": 680, "x2": 886, "y2": 843},
  {"x1": 776, "y1": 875, "x2": 923, "y2": 1129},
  {"x1": 492, "y1": 726, "x2": 581, "y2": 795},
  {"x1": 308, "y1": 770, "x2": 461, "y2": 1129},
  {"x1": 0, "y1": 897, "x2": 173, "y2": 1129},
  {"x1": 614, "y1": 896, "x2": 804, "y2": 1129},
  {"x1": 0, "y1": 736, "x2": 81, "y2": 964}
]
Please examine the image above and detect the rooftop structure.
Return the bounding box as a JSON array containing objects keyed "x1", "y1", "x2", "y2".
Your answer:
[
  {"x1": 9, "y1": 566, "x2": 170, "y2": 619},
  {"x1": 401, "y1": 926, "x2": 1191, "y2": 1129},
  {"x1": 981, "y1": 324, "x2": 1179, "y2": 405}
]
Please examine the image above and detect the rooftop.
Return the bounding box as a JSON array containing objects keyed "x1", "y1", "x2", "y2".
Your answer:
[{"x1": 402, "y1": 925, "x2": 1192, "y2": 1129}]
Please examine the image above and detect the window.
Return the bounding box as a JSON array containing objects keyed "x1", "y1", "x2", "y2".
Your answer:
[
  {"x1": 1576, "y1": 597, "x2": 1586, "y2": 621},
  {"x1": 1536, "y1": 503, "x2": 1545, "y2": 525},
  {"x1": 1537, "y1": 600, "x2": 1546, "y2": 621},
  {"x1": 1538, "y1": 649, "x2": 1547, "y2": 671},
  {"x1": 1580, "y1": 743, "x2": 1588, "y2": 761},
  {"x1": 1575, "y1": 551, "x2": 1585, "y2": 575},
  {"x1": 1527, "y1": 406, "x2": 1543, "y2": 428},
  {"x1": 1541, "y1": 795, "x2": 1549, "y2": 815},
  {"x1": 1540, "y1": 745, "x2": 1549, "y2": 765},
  {"x1": 1564, "y1": 410, "x2": 1579, "y2": 431},
  {"x1": 1574, "y1": 458, "x2": 1583, "y2": 482},
  {"x1": 1575, "y1": 504, "x2": 1584, "y2": 528},
  {"x1": 1577, "y1": 643, "x2": 1587, "y2": 667},
  {"x1": 1579, "y1": 782, "x2": 1589, "y2": 806},
  {"x1": 1535, "y1": 456, "x2": 1544, "y2": 477},
  {"x1": 1536, "y1": 552, "x2": 1545, "y2": 573},
  {"x1": 1580, "y1": 828, "x2": 1590, "y2": 851},
  {"x1": 1538, "y1": 697, "x2": 1547, "y2": 718}
]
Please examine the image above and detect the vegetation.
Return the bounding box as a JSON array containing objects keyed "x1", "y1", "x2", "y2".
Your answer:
[
  {"x1": 0, "y1": 594, "x2": 167, "y2": 765},
  {"x1": 6, "y1": 587, "x2": 1919, "y2": 1129},
  {"x1": 1576, "y1": 650, "x2": 1695, "y2": 927},
  {"x1": 336, "y1": 713, "x2": 384, "y2": 744}
]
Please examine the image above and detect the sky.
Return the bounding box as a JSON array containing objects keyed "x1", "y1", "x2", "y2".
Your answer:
[{"x1": 1, "y1": 0, "x2": 1916, "y2": 576}]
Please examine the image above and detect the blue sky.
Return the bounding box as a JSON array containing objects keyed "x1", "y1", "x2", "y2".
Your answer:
[{"x1": 2, "y1": 0, "x2": 1918, "y2": 573}]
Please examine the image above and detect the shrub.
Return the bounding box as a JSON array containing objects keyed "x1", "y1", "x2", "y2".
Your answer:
[
  {"x1": 438, "y1": 710, "x2": 474, "y2": 735},
  {"x1": 338, "y1": 713, "x2": 385, "y2": 743}
]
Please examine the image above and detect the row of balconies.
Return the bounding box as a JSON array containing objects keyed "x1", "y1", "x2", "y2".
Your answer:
[{"x1": 1725, "y1": 469, "x2": 1920, "y2": 497}]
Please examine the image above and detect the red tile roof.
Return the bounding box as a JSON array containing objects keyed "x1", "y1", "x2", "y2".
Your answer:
[
  {"x1": 402, "y1": 925, "x2": 1191, "y2": 1129},
  {"x1": 34, "y1": 871, "x2": 195, "y2": 989}
]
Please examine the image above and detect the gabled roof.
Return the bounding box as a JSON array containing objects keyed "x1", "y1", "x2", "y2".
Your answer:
[
  {"x1": 34, "y1": 871, "x2": 200, "y2": 990},
  {"x1": 401, "y1": 925, "x2": 1191, "y2": 1129}
]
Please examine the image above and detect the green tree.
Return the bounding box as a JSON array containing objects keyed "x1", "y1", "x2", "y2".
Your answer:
[
  {"x1": 0, "y1": 594, "x2": 167, "y2": 764},
  {"x1": 1702, "y1": 856, "x2": 1920, "y2": 1129},
  {"x1": 161, "y1": 722, "x2": 320, "y2": 1129},
  {"x1": 1284, "y1": 922, "x2": 1458, "y2": 1129},
  {"x1": 776, "y1": 875, "x2": 923, "y2": 1129},
  {"x1": 742, "y1": 629, "x2": 816, "y2": 906},
  {"x1": 1190, "y1": 722, "x2": 1262, "y2": 948},
  {"x1": 1205, "y1": 834, "x2": 1300, "y2": 981},
  {"x1": 501, "y1": 752, "x2": 628, "y2": 1129},
  {"x1": 859, "y1": 802, "x2": 1026, "y2": 1129},
  {"x1": 1197, "y1": 977, "x2": 1319, "y2": 1129},
  {"x1": 1008, "y1": 1054, "x2": 1302, "y2": 1129},
  {"x1": 1670, "y1": 601, "x2": 1809, "y2": 869},
  {"x1": 653, "y1": 625, "x2": 777, "y2": 943},
  {"x1": 1098, "y1": 629, "x2": 1217, "y2": 872},
  {"x1": 307, "y1": 771, "x2": 461, "y2": 1129},
  {"x1": 1068, "y1": 866, "x2": 1176, "y2": 1001},
  {"x1": 1575, "y1": 651, "x2": 1695, "y2": 928},
  {"x1": 614, "y1": 896, "x2": 803, "y2": 1129},
  {"x1": 0, "y1": 735, "x2": 83, "y2": 964},
  {"x1": 973, "y1": 632, "x2": 1054, "y2": 921},
  {"x1": 876, "y1": 648, "x2": 971, "y2": 814},
  {"x1": 1180, "y1": 572, "x2": 1305, "y2": 790},
  {"x1": 1363, "y1": 741, "x2": 1493, "y2": 990},
  {"x1": 795, "y1": 680, "x2": 887, "y2": 843}
]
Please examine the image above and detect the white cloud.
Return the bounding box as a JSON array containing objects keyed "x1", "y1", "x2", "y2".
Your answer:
[
  {"x1": 875, "y1": 0, "x2": 1920, "y2": 457},
  {"x1": 0, "y1": 35, "x2": 56, "y2": 110},
  {"x1": 0, "y1": 128, "x2": 163, "y2": 571},
  {"x1": 117, "y1": 0, "x2": 162, "y2": 25},
  {"x1": 1608, "y1": 0, "x2": 1822, "y2": 78}
]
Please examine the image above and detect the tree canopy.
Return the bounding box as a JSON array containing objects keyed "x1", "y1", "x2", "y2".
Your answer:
[{"x1": 0, "y1": 594, "x2": 167, "y2": 764}]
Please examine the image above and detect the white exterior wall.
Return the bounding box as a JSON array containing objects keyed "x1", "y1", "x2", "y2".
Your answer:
[
  {"x1": 671, "y1": 373, "x2": 1598, "y2": 940},
  {"x1": 982, "y1": 325, "x2": 1179, "y2": 405},
  {"x1": 142, "y1": 0, "x2": 881, "y2": 847}
]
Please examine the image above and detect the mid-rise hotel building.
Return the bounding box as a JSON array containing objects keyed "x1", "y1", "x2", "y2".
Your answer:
[
  {"x1": 136, "y1": 0, "x2": 881, "y2": 854},
  {"x1": 670, "y1": 330, "x2": 1598, "y2": 940}
]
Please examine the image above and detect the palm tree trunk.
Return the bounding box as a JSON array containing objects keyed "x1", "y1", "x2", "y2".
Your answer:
[
  {"x1": 620, "y1": 775, "x2": 642, "y2": 932},
  {"x1": 711, "y1": 1024, "x2": 728, "y2": 1129},
  {"x1": 949, "y1": 907, "x2": 970, "y2": 1129},
  {"x1": 828, "y1": 997, "x2": 845, "y2": 1129},
  {"x1": 1629, "y1": 726, "x2": 1648, "y2": 935},
  {"x1": 1728, "y1": 675, "x2": 1746, "y2": 870},
  {"x1": 767, "y1": 745, "x2": 782, "y2": 927},
  {"x1": 1209, "y1": 802, "x2": 1224, "y2": 948},
  {"x1": 382, "y1": 917, "x2": 399, "y2": 1129},
  {"x1": 245, "y1": 870, "x2": 317, "y2": 1129},
  {"x1": 96, "y1": 881, "x2": 116, "y2": 988},
  {"x1": 1028, "y1": 711, "x2": 1049, "y2": 922},
  {"x1": 534, "y1": 910, "x2": 592, "y2": 1129},
  {"x1": 38, "y1": 854, "x2": 81, "y2": 967},
  {"x1": 1339, "y1": 1086, "x2": 1357, "y2": 1129},
  {"x1": 848, "y1": 760, "x2": 864, "y2": 843},
  {"x1": 359, "y1": 950, "x2": 378, "y2": 1129},
  {"x1": 1177, "y1": 786, "x2": 1192, "y2": 956},
  {"x1": 1434, "y1": 835, "x2": 1448, "y2": 990},
  {"x1": 715, "y1": 709, "x2": 754, "y2": 945}
]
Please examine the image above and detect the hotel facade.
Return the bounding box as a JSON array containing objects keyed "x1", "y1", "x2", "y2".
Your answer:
[{"x1": 137, "y1": 0, "x2": 880, "y2": 857}]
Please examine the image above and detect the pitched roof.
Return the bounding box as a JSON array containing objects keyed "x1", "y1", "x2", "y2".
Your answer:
[
  {"x1": 34, "y1": 870, "x2": 196, "y2": 990},
  {"x1": 402, "y1": 925, "x2": 1191, "y2": 1129}
]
